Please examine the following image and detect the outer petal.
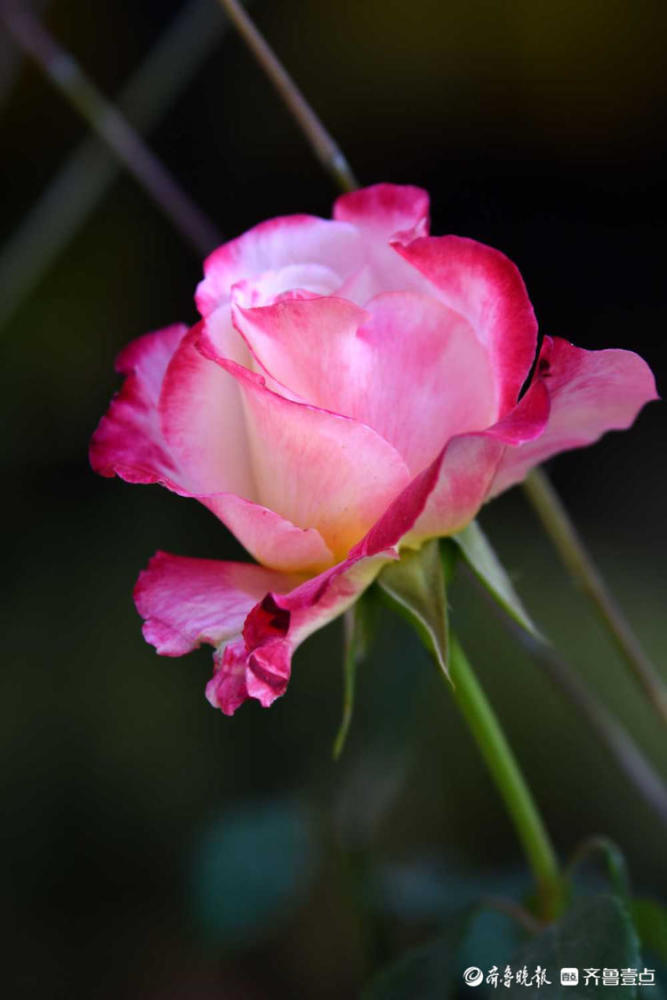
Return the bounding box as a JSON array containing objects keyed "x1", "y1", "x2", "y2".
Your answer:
[
  {"x1": 231, "y1": 292, "x2": 497, "y2": 474},
  {"x1": 159, "y1": 320, "x2": 255, "y2": 497},
  {"x1": 195, "y1": 215, "x2": 363, "y2": 317},
  {"x1": 333, "y1": 183, "x2": 430, "y2": 242},
  {"x1": 489, "y1": 336, "x2": 658, "y2": 496},
  {"x1": 92, "y1": 320, "x2": 334, "y2": 574},
  {"x1": 206, "y1": 357, "x2": 412, "y2": 559},
  {"x1": 134, "y1": 551, "x2": 297, "y2": 657},
  {"x1": 90, "y1": 324, "x2": 188, "y2": 484},
  {"x1": 394, "y1": 235, "x2": 538, "y2": 413},
  {"x1": 206, "y1": 549, "x2": 399, "y2": 715}
]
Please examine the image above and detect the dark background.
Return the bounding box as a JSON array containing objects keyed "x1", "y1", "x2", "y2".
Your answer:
[{"x1": 1, "y1": 1, "x2": 666, "y2": 996}]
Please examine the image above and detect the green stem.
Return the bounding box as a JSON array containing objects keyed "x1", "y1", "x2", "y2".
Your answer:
[
  {"x1": 523, "y1": 468, "x2": 667, "y2": 729},
  {"x1": 449, "y1": 634, "x2": 562, "y2": 922}
]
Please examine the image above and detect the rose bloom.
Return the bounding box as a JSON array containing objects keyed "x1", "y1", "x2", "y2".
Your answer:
[{"x1": 91, "y1": 184, "x2": 656, "y2": 715}]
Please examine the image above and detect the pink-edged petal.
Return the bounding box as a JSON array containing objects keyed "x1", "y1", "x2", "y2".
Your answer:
[
  {"x1": 207, "y1": 357, "x2": 412, "y2": 559},
  {"x1": 333, "y1": 183, "x2": 430, "y2": 242},
  {"x1": 489, "y1": 336, "x2": 658, "y2": 497},
  {"x1": 195, "y1": 215, "x2": 363, "y2": 317},
  {"x1": 159, "y1": 320, "x2": 254, "y2": 498},
  {"x1": 134, "y1": 551, "x2": 297, "y2": 657},
  {"x1": 228, "y1": 295, "x2": 369, "y2": 404},
  {"x1": 231, "y1": 292, "x2": 498, "y2": 474},
  {"x1": 352, "y1": 293, "x2": 497, "y2": 471},
  {"x1": 92, "y1": 321, "x2": 335, "y2": 574},
  {"x1": 394, "y1": 235, "x2": 538, "y2": 413},
  {"x1": 90, "y1": 324, "x2": 187, "y2": 484},
  {"x1": 199, "y1": 493, "x2": 335, "y2": 573},
  {"x1": 206, "y1": 551, "x2": 394, "y2": 715}
]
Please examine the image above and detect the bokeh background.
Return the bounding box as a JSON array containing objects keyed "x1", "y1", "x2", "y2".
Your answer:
[{"x1": 1, "y1": 1, "x2": 666, "y2": 996}]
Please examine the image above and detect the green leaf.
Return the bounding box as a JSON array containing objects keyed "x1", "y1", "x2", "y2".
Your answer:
[
  {"x1": 452, "y1": 520, "x2": 542, "y2": 640},
  {"x1": 376, "y1": 539, "x2": 449, "y2": 680},
  {"x1": 632, "y1": 898, "x2": 667, "y2": 961},
  {"x1": 333, "y1": 591, "x2": 378, "y2": 759},
  {"x1": 362, "y1": 909, "x2": 474, "y2": 999},
  {"x1": 567, "y1": 836, "x2": 631, "y2": 902},
  {"x1": 506, "y1": 894, "x2": 642, "y2": 998}
]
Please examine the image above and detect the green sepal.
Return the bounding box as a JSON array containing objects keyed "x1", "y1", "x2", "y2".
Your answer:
[
  {"x1": 332, "y1": 588, "x2": 378, "y2": 760},
  {"x1": 376, "y1": 538, "x2": 450, "y2": 681},
  {"x1": 452, "y1": 519, "x2": 543, "y2": 640}
]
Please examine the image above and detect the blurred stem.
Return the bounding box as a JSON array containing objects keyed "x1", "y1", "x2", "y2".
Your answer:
[
  {"x1": 215, "y1": 0, "x2": 663, "y2": 739},
  {"x1": 216, "y1": 0, "x2": 358, "y2": 192},
  {"x1": 503, "y1": 606, "x2": 667, "y2": 831},
  {"x1": 449, "y1": 635, "x2": 562, "y2": 923},
  {"x1": 0, "y1": 0, "x2": 221, "y2": 256},
  {"x1": 0, "y1": 0, "x2": 228, "y2": 330},
  {"x1": 523, "y1": 468, "x2": 667, "y2": 728}
]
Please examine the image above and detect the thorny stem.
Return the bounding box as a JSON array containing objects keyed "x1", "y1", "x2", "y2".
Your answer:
[
  {"x1": 523, "y1": 468, "x2": 667, "y2": 728},
  {"x1": 449, "y1": 636, "x2": 563, "y2": 923},
  {"x1": 218, "y1": 0, "x2": 665, "y2": 731},
  {"x1": 0, "y1": 0, "x2": 221, "y2": 257}
]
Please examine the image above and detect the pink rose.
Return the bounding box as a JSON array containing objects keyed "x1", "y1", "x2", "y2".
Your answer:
[{"x1": 91, "y1": 184, "x2": 656, "y2": 715}]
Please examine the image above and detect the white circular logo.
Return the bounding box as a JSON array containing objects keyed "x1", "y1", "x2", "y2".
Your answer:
[{"x1": 463, "y1": 967, "x2": 484, "y2": 987}]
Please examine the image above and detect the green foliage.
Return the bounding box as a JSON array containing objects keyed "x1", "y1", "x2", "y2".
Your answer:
[
  {"x1": 451, "y1": 520, "x2": 542, "y2": 640},
  {"x1": 365, "y1": 893, "x2": 647, "y2": 999},
  {"x1": 632, "y1": 898, "x2": 667, "y2": 961},
  {"x1": 376, "y1": 539, "x2": 450, "y2": 680},
  {"x1": 506, "y1": 894, "x2": 641, "y2": 998},
  {"x1": 333, "y1": 589, "x2": 380, "y2": 759},
  {"x1": 363, "y1": 909, "x2": 475, "y2": 999}
]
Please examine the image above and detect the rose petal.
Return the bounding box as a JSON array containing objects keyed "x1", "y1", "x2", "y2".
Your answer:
[
  {"x1": 134, "y1": 551, "x2": 296, "y2": 656},
  {"x1": 159, "y1": 320, "x2": 254, "y2": 497},
  {"x1": 92, "y1": 321, "x2": 334, "y2": 573},
  {"x1": 232, "y1": 292, "x2": 497, "y2": 474},
  {"x1": 90, "y1": 324, "x2": 188, "y2": 484},
  {"x1": 333, "y1": 183, "x2": 430, "y2": 242},
  {"x1": 394, "y1": 235, "x2": 538, "y2": 413},
  {"x1": 195, "y1": 215, "x2": 363, "y2": 317},
  {"x1": 204, "y1": 356, "x2": 412, "y2": 559},
  {"x1": 490, "y1": 336, "x2": 658, "y2": 496}
]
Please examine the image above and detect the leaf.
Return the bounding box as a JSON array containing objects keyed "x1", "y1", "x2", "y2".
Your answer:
[
  {"x1": 506, "y1": 893, "x2": 642, "y2": 998},
  {"x1": 189, "y1": 797, "x2": 317, "y2": 947},
  {"x1": 632, "y1": 898, "x2": 667, "y2": 961},
  {"x1": 567, "y1": 836, "x2": 631, "y2": 902},
  {"x1": 452, "y1": 520, "x2": 542, "y2": 640},
  {"x1": 376, "y1": 538, "x2": 449, "y2": 680},
  {"x1": 362, "y1": 909, "x2": 474, "y2": 1000},
  {"x1": 333, "y1": 590, "x2": 378, "y2": 759}
]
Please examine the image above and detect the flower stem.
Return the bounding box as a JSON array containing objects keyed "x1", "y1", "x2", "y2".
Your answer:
[
  {"x1": 0, "y1": 0, "x2": 228, "y2": 331},
  {"x1": 0, "y1": 0, "x2": 221, "y2": 256},
  {"x1": 523, "y1": 468, "x2": 667, "y2": 728},
  {"x1": 449, "y1": 634, "x2": 562, "y2": 922},
  {"x1": 216, "y1": 0, "x2": 359, "y2": 192}
]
